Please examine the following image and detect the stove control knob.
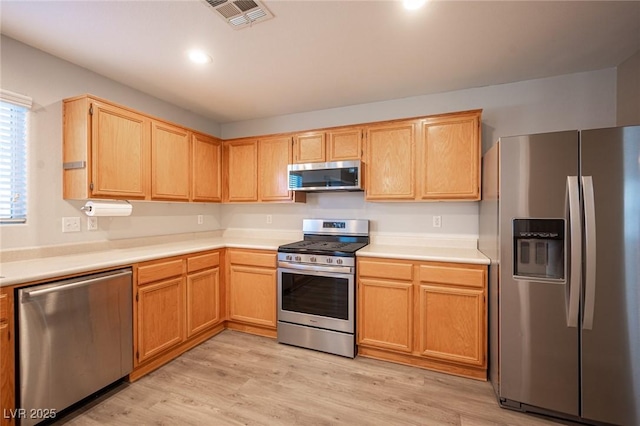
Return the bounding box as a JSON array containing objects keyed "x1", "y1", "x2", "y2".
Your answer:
[
  {"x1": 336, "y1": 258, "x2": 343, "y2": 265},
  {"x1": 310, "y1": 257, "x2": 317, "y2": 263},
  {"x1": 326, "y1": 258, "x2": 333, "y2": 264},
  {"x1": 286, "y1": 255, "x2": 292, "y2": 261},
  {"x1": 295, "y1": 256, "x2": 302, "y2": 262}
]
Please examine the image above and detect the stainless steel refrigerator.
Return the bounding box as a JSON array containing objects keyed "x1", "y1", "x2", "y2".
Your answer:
[{"x1": 479, "y1": 126, "x2": 640, "y2": 425}]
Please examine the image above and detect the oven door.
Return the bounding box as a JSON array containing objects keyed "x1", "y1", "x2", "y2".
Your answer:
[{"x1": 277, "y1": 264, "x2": 354, "y2": 333}]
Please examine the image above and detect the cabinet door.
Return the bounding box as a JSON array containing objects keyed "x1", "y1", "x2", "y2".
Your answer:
[
  {"x1": 137, "y1": 277, "x2": 185, "y2": 363},
  {"x1": 228, "y1": 265, "x2": 276, "y2": 328},
  {"x1": 294, "y1": 132, "x2": 325, "y2": 163},
  {"x1": 416, "y1": 284, "x2": 484, "y2": 366},
  {"x1": 420, "y1": 112, "x2": 480, "y2": 200},
  {"x1": 151, "y1": 120, "x2": 190, "y2": 201},
  {"x1": 225, "y1": 140, "x2": 258, "y2": 202},
  {"x1": 327, "y1": 128, "x2": 362, "y2": 161},
  {"x1": 91, "y1": 101, "x2": 150, "y2": 199},
  {"x1": 365, "y1": 122, "x2": 416, "y2": 200},
  {"x1": 259, "y1": 136, "x2": 293, "y2": 201},
  {"x1": 192, "y1": 133, "x2": 222, "y2": 202},
  {"x1": 0, "y1": 291, "x2": 14, "y2": 426},
  {"x1": 358, "y1": 278, "x2": 413, "y2": 352},
  {"x1": 186, "y1": 267, "x2": 220, "y2": 337}
]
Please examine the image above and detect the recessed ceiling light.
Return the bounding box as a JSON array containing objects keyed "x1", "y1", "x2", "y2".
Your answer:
[
  {"x1": 187, "y1": 49, "x2": 212, "y2": 64},
  {"x1": 403, "y1": 0, "x2": 427, "y2": 10}
]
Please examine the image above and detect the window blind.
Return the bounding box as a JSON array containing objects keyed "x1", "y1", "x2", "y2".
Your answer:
[{"x1": 0, "y1": 89, "x2": 31, "y2": 224}]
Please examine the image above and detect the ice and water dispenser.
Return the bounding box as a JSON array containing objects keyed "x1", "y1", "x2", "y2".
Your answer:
[{"x1": 513, "y1": 219, "x2": 565, "y2": 281}]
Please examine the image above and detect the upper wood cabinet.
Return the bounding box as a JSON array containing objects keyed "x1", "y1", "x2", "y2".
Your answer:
[
  {"x1": 327, "y1": 128, "x2": 362, "y2": 161},
  {"x1": 151, "y1": 120, "x2": 190, "y2": 201},
  {"x1": 364, "y1": 110, "x2": 481, "y2": 202},
  {"x1": 364, "y1": 121, "x2": 417, "y2": 200},
  {"x1": 63, "y1": 95, "x2": 222, "y2": 203},
  {"x1": 223, "y1": 139, "x2": 259, "y2": 202},
  {"x1": 294, "y1": 132, "x2": 325, "y2": 163},
  {"x1": 293, "y1": 128, "x2": 362, "y2": 163},
  {"x1": 191, "y1": 133, "x2": 222, "y2": 202},
  {"x1": 64, "y1": 96, "x2": 151, "y2": 200},
  {"x1": 223, "y1": 137, "x2": 305, "y2": 203},
  {"x1": 419, "y1": 111, "x2": 481, "y2": 200},
  {"x1": 259, "y1": 136, "x2": 294, "y2": 201},
  {"x1": 64, "y1": 95, "x2": 479, "y2": 204}
]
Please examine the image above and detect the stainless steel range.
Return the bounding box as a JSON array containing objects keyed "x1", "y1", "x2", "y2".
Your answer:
[{"x1": 277, "y1": 219, "x2": 369, "y2": 358}]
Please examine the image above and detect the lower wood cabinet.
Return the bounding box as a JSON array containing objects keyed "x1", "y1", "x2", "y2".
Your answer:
[
  {"x1": 358, "y1": 258, "x2": 414, "y2": 353},
  {"x1": 186, "y1": 252, "x2": 221, "y2": 337},
  {"x1": 131, "y1": 250, "x2": 224, "y2": 380},
  {"x1": 0, "y1": 288, "x2": 15, "y2": 426},
  {"x1": 226, "y1": 248, "x2": 277, "y2": 337},
  {"x1": 357, "y1": 257, "x2": 487, "y2": 380},
  {"x1": 137, "y1": 276, "x2": 185, "y2": 363}
]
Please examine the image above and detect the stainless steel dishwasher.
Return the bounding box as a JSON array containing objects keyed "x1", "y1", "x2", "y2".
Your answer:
[{"x1": 18, "y1": 268, "x2": 133, "y2": 425}]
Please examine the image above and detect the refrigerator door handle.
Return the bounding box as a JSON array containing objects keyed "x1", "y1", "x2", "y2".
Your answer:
[
  {"x1": 566, "y1": 176, "x2": 581, "y2": 328},
  {"x1": 582, "y1": 176, "x2": 597, "y2": 330}
]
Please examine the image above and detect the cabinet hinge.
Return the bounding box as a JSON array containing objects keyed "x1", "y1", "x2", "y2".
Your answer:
[
  {"x1": 89, "y1": 104, "x2": 93, "y2": 115},
  {"x1": 136, "y1": 293, "x2": 139, "y2": 302},
  {"x1": 136, "y1": 350, "x2": 139, "y2": 360}
]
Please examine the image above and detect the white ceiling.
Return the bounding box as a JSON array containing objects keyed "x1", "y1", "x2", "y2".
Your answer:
[{"x1": 1, "y1": 1, "x2": 639, "y2": 124}]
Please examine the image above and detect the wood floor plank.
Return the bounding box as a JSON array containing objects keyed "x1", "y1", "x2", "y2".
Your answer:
[{"x1": 56, "y1": 330, "x2": 571, "y2": 426}]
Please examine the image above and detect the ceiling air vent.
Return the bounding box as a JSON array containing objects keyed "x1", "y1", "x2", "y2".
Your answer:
[{"x1": 204, "y1": 0, "x2": 274, "y2": 30}]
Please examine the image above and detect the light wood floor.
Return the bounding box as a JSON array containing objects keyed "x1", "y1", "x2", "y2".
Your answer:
[{"x1": 57, "y1": 330, "x2": 572, "y2": 426}]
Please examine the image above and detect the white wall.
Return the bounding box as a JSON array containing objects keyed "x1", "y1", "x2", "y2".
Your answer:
[
  {"x1": 0, "y1": 34, "x2": 619, "y2": 250},
  {"x1": 220, "y1": 69, "x2": 617, "y2": 237},
  {"x1": 617, "y1": 50, "x2": 640, "y2": 126},
  {"x1": 0, "y1": 36, "x2": 223, "y2": 250}
]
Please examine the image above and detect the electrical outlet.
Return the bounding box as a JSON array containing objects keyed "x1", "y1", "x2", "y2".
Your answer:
[
  {"x1": 62, "y1": 217, "x2": 81, "y2": 233},
  {"x1": 197, "y1": 215, "x2": 204, "y2": 225},
  {"x1": 433, "y1": 215, "x2": 442, "y2": 228},
  {"x1": 266, "y1": 215, "x2": 272, "y2": 224},
  {"x1": 87, "y1": 217, "x2": 98, "y2": 231}
]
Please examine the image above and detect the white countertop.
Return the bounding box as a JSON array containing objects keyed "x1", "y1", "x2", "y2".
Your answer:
[
  {"x1": 0, "y1": 236, "x2": 292, "y2": 287},
  {"x1": 1, "y1": 231, "x2": 489, "y2": 287},
  {"x1": 357, "y1": 244, "x2": 489, "y2": 265}
]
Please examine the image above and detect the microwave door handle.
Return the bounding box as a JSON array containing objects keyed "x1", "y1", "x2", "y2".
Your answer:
[
  {"x1": 566, "y1": 176, "x2": 581, "y2": 328},
  {"x1": 582, "y1": 176, "x2": 597, "y2": 330}
]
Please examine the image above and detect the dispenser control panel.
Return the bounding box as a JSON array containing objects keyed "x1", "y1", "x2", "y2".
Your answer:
[{"x1": 513, "y1": 218, "x2": 565, "y2": 281}]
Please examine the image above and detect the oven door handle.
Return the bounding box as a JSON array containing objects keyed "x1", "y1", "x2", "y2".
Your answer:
[{"x1": 278, "y1": 261, "x2": 353, "y2": 275}]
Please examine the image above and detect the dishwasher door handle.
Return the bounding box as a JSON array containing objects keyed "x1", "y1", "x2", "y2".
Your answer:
[{"x1": 22, "y1": 269, "x2": 132, "y2": 299}]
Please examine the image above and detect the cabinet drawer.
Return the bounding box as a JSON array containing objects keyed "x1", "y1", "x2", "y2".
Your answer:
[
  {"x1": 228, "y1": 250, "x2": 276, "y2": 268},
  {"x1": 358, "y1": 259, "x2": 413, "y2": 281},
  {"x1": 187, "y1": 252, "x2": 220, "y2": 273},
  {"x1": 418, "y1": 264, "x2": 485, "y2": 289},
  {"x1": 138, "y1": 259, "x2": 184, "y2": 285},
  {"x1": 0, "y1": 293, "x2": 7, "y2": 322}
]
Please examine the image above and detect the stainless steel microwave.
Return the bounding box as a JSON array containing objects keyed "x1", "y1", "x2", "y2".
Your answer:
[{"x1": 287, "y1": 160, "x2": 362, "y2": 192}]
